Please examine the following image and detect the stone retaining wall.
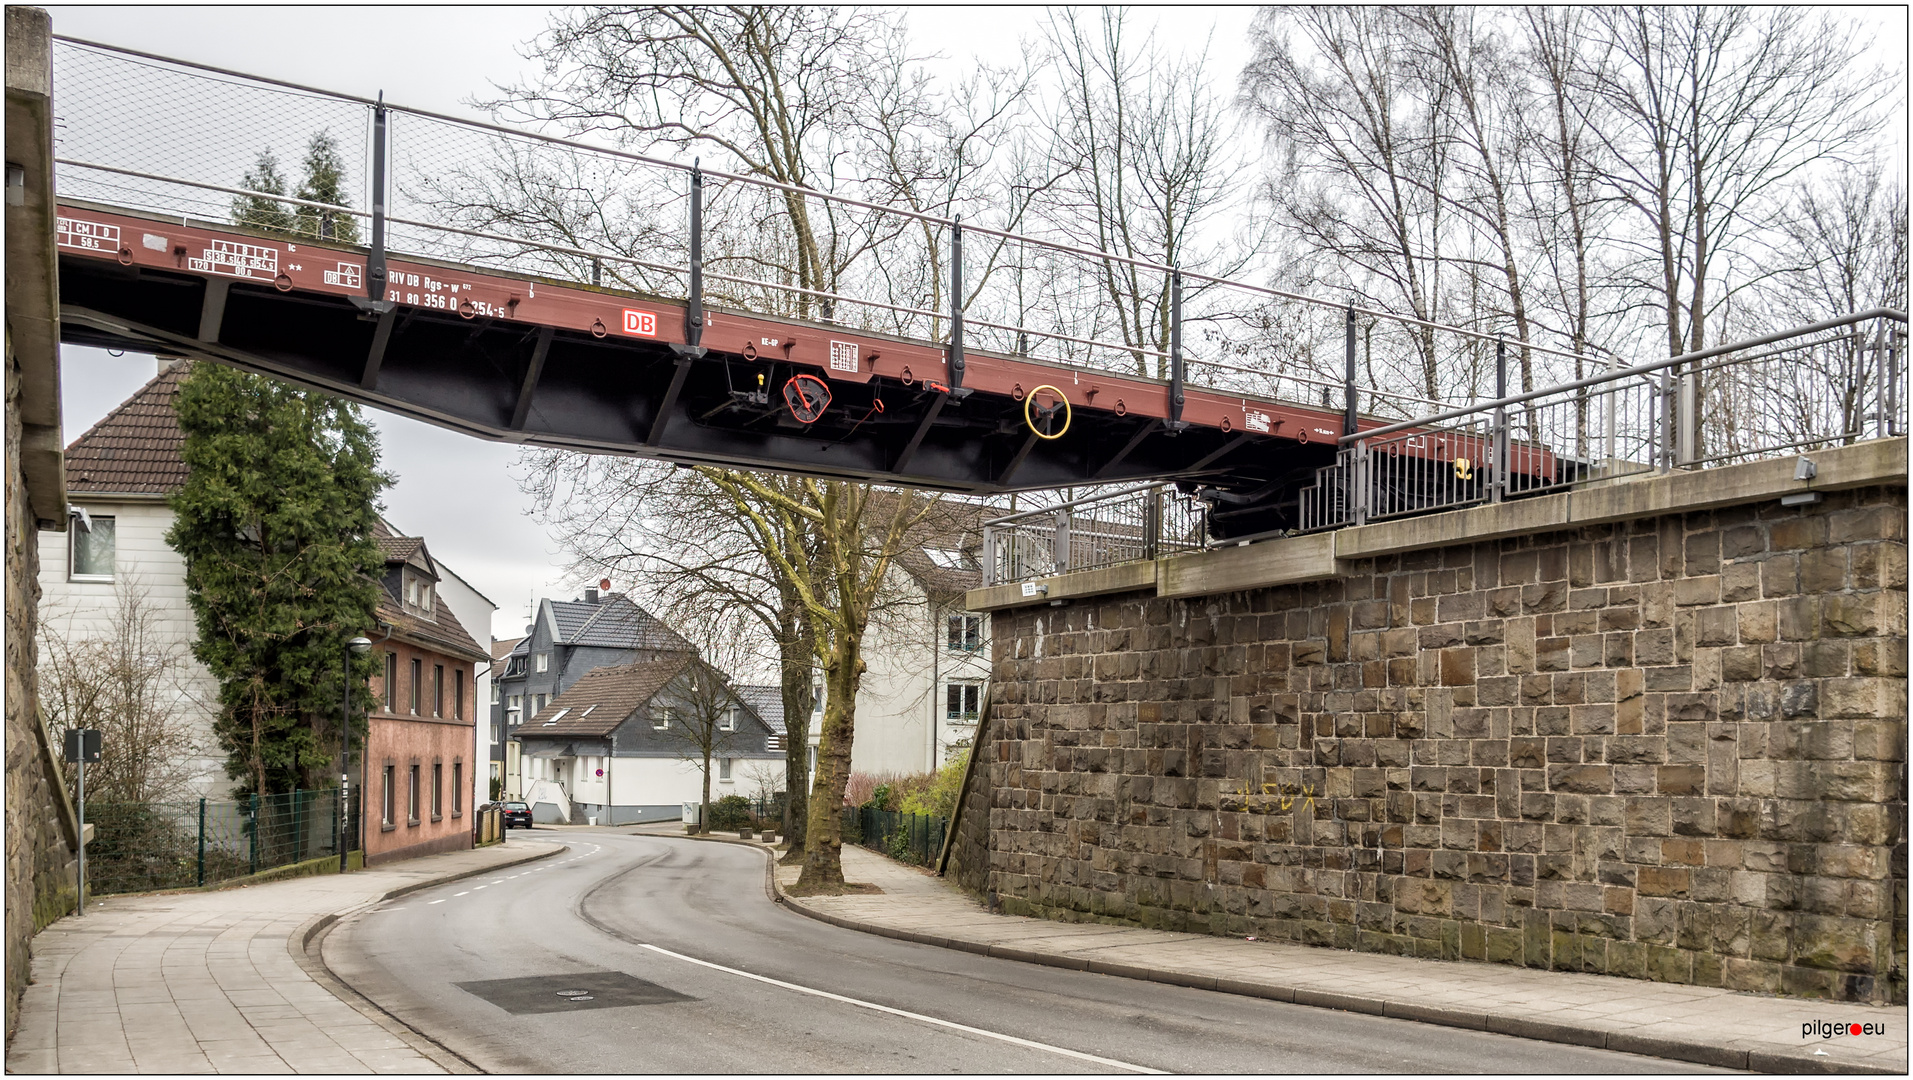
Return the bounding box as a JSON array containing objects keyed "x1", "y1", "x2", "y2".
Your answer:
[{"x1": 966, "y1": 485, "x2": 1907, "y2": 1002}]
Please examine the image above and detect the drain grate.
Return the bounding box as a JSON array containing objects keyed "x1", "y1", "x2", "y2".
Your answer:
[{"x1": 454, "y1": 971, "x2": 694, "y2": 1015}]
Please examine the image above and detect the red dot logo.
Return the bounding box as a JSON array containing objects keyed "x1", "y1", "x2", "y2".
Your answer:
[{"x1": 1850, "y1": 1023, "x2": 1862, "y2": 1036}]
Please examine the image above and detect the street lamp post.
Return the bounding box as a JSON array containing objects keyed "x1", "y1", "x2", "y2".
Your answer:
[{"x1": 341, "y1": 636, "x2": 373, "y2": 873}]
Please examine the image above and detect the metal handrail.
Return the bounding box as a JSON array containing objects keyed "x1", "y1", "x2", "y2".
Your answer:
[
  {"x1": 1345, "y1": 309, "x2": 1910, "y2": 444},
  {"x1": 983, "y1": 482, "x2": 1167, "y2": 527},
  {"x1": 53, "y1": 32, "x2": 1583, "y2": 369}
]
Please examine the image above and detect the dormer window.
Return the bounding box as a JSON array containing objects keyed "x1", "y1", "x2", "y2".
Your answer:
[{"x1": 401, "y1": 569, "x2": 436, "y2": 618}]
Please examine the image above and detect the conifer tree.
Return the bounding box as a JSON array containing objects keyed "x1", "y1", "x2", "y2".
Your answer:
[
  {"x1": 293, "y1": 130, "x2": 360, "y2": 243},
  {"x1": 167, "y1": 364, "x2": 390, "y2": 797},
  {"x1": 232, "y1": 148, "x2": 294, "y2": 234}
]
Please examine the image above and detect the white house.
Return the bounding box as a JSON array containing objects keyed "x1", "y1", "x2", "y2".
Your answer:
[
  {"x1": 513, "y1": 654, "x2": 784, "y2": 824},
  {"x1": 38, "y1": 359, "x2": 496, "y2": 819},
  {"x1": 807, "y1": 515, "x2": 990, "y2": 783}
]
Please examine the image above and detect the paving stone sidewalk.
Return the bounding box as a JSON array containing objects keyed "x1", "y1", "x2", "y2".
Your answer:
[
  {"x1": 6, "y1": 838, "x2": 565, "y2": 1074},
  {"x1": 764, "y1": 842, "x2": 1906, "y2": 1075}
]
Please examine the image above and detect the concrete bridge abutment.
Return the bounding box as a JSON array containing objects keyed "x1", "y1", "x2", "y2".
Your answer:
[{"x1": 954, "y1": 438, "x2": 1908, "y2": 1003}]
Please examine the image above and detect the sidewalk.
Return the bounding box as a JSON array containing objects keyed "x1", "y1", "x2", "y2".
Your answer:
[
  {"x1": 763, "y1": 842, "x2": 1906, "y2": 1075},
  {"x1": 6, "y1": 838, "x2": 565, "y2": 1074}
]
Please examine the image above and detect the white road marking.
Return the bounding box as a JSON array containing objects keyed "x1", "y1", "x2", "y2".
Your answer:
[
  {"x1": 638, "y1": 943, "x2": 1165, "y2": 1074},
  {"x1": 428, "y1": 899, "x2": 446, "y2": 905},
  {"x1": 454, "y1": 891, "x2": 470, "y2": 897}
]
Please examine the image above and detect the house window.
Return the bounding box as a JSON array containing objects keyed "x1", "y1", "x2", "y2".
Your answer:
[
  {"x1": 384, "y1": 652, "x2": 399, "y2": 713},
  {"x1": 720, "y1": 707, "x2": 738, "y2": 732},
  {"x1": 69, "y1": 514, "x2": 116, "y2": 581},
  {"x1": 652, "y1": 707, "x2": 674, "y2": 731},
  {"x1": 407, "y1": 764, "x2": 420, "y2": 825},
  {"x1": 491, "y1": 679, "x2": 500, "y2": 704},
  {"x1": 431, "y1": 762, "x2": 443, "y2": 821},
  {"x1": 433, "y1": 664, "x2": 445, "y2": 717},
  {"x1": 409, "y1": 658, "x2": 421, "y2": 714},
  {"x1": 947, "y1": 613, "x2": 983, "y2": 651},
  {"x1": 381, "y1": 765, "x2": 396, "y2": 829},
  {"x1": 719, "y1": 758, "x2": 732, "y2": 782},
  {"x1": 504, "y1": 654, "x2": 526, "y2": 677},
  {"x1": 534, "y1": 652, "x2": 550, "y2": 673},
  {"x1": 508, "y1": 694, "x2": 522, "y2": 719},
  {"x1": 452, "y1": 762, "x2": 463, "y2": 816},
  {"x1": 405, "y1": 574, "x2": 419, "y2": 606},
  {"x1": 534, "y1": 694, "x2": 548, "y2": 715},
  {"x1": 455, "y1": 670, "x2": 466, "y2": 720},
  {"x1": 946, "y1": 682, "x2": 981, "y2": 721}
]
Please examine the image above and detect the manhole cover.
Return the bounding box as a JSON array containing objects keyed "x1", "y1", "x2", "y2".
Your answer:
[{"x1": 455, "y1": 971, "x2": 694, "y2": 1015}]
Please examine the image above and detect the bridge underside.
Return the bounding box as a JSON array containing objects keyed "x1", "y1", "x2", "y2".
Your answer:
[{"x1": 55, "y1": 203, "x2": 1360, "y2": 538}]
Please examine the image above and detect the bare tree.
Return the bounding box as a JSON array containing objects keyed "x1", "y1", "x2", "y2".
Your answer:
[
  {"x1": 1037, "y1": 8, "x2": 1257, "y2": 377},
  {"x1": 1240, "y1": 6, "x2": 1458, "y2": 400},
  {"x1": 1572, "y1": 9, "x2": 1891, "y2": 357},
  {"x1": 697, "y1": 474, "x2": 938, "y2": 891},
  {"x1": 38, "y1": 578, "x2": 208, "y2": 804}
]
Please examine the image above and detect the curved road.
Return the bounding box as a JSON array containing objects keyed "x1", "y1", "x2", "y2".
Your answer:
[{"x1": 325, "y1": 831, "x2": 1720, "y2": 1074}]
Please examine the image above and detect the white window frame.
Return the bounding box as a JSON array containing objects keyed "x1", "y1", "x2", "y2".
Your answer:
[
  {"x1": 68, "y1": 512, "x2": 117, "y2": 582},
  {"x1": 718, "y1": 757, "x2": 733, "y2": 782},
  {"x1": 534, "y1": 652, "x2": 550, "y2": 673},
  {"x1": 652, "y1": 707, "x2": 674, "y2": 731},
  {"x1": 720, "y1": 706, "x2": 738, "y2": 732}
]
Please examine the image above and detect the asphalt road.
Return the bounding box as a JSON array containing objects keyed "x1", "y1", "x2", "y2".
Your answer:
[{"x1": 325, "y1": 831, "x2": 1724, "y2": 1074}]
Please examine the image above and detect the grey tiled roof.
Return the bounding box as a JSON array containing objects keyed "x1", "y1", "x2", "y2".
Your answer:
[
  {"x1": 547, "y1": 594, "x2": 694, "y2": 652},
  {"x1": 738, "y1": 685, "x2": 786, "y2": 734}
]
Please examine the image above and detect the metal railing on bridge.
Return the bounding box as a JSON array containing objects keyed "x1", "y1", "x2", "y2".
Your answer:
[
  {"x1": 982, "y1": 311, "x2": 1908, "y2": 586},
  {"x1": 50, "y1": 36, "x2": 1616, "y2": 427}
]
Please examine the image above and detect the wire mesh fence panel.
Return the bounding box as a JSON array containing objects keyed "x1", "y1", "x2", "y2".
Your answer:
[
  {"x1": 84, "y1": 790, "x2": 354, "y2": 897},
  {"x1": 840, "y1": 806, "x2": 947, "y2": 866},
  {"x1": 48, "y1": 37, "x2": 1658, "y2": 426},
  {"x1": 53, "y1": 39, "x2": 373, "y2": 236}
]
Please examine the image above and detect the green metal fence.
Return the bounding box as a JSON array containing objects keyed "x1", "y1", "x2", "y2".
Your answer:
[
  {"x1": 841, "y1": 806, "x2": 947, "y2": 867},
  {"x1": 84, "y1": 789, "x2": 359, "y2": 896}
]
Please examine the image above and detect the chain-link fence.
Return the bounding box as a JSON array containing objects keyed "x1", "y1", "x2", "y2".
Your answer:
[
  {"x1": 83, "y1": 789, "x2": 358, "y2": 896},
  {"x1": 841, "y1": 806, "x2": 947, "y2": 867}
]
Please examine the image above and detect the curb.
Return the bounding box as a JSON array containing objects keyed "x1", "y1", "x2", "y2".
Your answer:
[
  {"x1": 732, "y1": 842, "x2": 1899, "y2": 1076},
  {"x1": 289, "y1": 842, "x2": 571, "y2": 1074}
]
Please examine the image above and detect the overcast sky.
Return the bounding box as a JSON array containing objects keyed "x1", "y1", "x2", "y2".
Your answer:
[{"x1": 44, "y1": 5, "x2": 1904, "y2": 640}]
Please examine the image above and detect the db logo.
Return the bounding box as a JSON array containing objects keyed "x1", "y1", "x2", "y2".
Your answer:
[{"x1": 621, "y1": 309, "x2": 657, "y2": 336}]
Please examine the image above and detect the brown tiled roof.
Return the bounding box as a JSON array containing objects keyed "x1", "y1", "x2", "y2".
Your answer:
[
  {"x1": 492, "y1": 635, "x2": 525, "y2": 662},
  {"x1": 377, "y1": 590, "x2": 490, "y2": 663},
  {"x1": 376, "y1": 534, "x2": 425, "y2": 563},
  {"x1": 64, "y1": 363, "x2": 190, "y2": 494},
  {"x1": 518, "y1": 655, "x2": 693, "y2": 738}
]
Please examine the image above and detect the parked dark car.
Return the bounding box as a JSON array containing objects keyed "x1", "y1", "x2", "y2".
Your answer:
[{"x1": 500, "y1": 800, "x2": 532, "y2": 829}]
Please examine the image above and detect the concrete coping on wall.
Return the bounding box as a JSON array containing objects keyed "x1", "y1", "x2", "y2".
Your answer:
[{"x1": 966, "y1": 436, "x2": 1908, "y2": 612}]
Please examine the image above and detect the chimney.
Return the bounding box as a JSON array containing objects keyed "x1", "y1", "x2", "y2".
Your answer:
[{"x1": 585, "y1": 588, "x2": 599, "y2": 604}]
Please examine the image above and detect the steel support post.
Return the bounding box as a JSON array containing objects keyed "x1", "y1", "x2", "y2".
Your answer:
[
  {"x1": 686, "y1": 162, "x2": 705, "y2": 346},
  {"x1": 365, "y1": 98, "x2": 389, "y2": 307},
  {"x1": 1874, "y1": 318, "x2": 1888, "y2": 439},
  {"x1": 1659, "y1": 366, "x2": 1674, "y2": 472},
  {"x1": 1353, "y1": 442, "x2": 1370, "y2": 526},
  {"x1": 1053, "y1": 508, "x2": 1070, "y2": 574},
  {"x1": 981, "y1": 526, "x2": 996, "y2": 586},
  {"x1": 197, "y1": 798, "x2": 207, "y2": 887},
  {"x1": 948, "y1": 217, "x2": 965, "y2": 390},
  {"x1": 1492, "y1": 337, "x2": 1508, "y2": 503},
  {"x1": 1344, "y1": 304, "x2": 1358, "y2": 437},
  {"x1": 1168, "y1": 271, "x2": 1187, "y2": 432}
]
